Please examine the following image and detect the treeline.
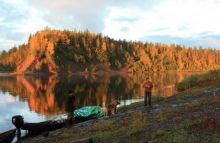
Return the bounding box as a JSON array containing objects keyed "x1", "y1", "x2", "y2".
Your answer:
[
  {"x1": 0, "y1": 29, "x2": 220, "y2": 73},
  {"x1": 0, "y1": 44, "x2": 28, "y2": 71}
]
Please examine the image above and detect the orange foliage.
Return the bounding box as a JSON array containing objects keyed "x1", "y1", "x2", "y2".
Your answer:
[{"x1": 1, "y1": 29, "x2": 220, "y2": 73}]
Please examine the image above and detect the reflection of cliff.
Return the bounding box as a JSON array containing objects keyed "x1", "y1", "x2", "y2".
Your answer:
[
  {"x1": 0, "y1": 72, "x2": 197, "y2": 117},
  {"x1": 0, "y1": 75, "x2": 144, "y2": 116},
  {"x1": 0, "y1": 76, "x2": 64, "y2": 116},
  {"x1": 23, "y1": 76, "x2": 64, "y2": 116}
]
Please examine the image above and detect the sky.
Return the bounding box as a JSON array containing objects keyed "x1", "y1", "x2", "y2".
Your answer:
[{"x1": 0, "y1": 0, "x2": 220, "y2": 51}]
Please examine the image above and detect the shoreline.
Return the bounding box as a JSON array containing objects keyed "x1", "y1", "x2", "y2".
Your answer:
[
  {"x1": 0, "y1": 69, "x2": 213, "y2": 77},
  {"x1": 20, "y1": 84, "x2": 220, "y2": 143}
]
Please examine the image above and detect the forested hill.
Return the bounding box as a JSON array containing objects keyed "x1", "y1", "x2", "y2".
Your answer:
[{"x1": 0, "y1": 29, "x2": 220, "y2": 74}]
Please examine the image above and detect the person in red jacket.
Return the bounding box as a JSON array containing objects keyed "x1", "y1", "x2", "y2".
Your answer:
[{"x1": 143, "y1": 77, "x2": 153, "y2": 106}]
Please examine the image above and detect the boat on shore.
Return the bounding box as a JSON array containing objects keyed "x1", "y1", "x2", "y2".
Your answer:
[
  {"x1": 0, "y1": 129, "x2": 16, "y2": 143},
  {"x1": 11, "y1": 105, "x2": 117, "y2": 135},
  {"x1": 12, "y1": 115, "x2": 66, "y2": 135},
  {"x1": 22, "y1": 120, "x2": 65, "y2": 135}
]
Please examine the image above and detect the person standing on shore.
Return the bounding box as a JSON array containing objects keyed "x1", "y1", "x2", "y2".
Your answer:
[
  {"x1": 65, "y1": 90, "x2": 76, "y2": 124},
  {"x1": 143, "y1": 77, "x2": 153, "y2": 106}
]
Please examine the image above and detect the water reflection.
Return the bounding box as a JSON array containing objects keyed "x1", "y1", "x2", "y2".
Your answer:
[{"x1": 0, "y1": 71, "x2": 194, "y2": 132}]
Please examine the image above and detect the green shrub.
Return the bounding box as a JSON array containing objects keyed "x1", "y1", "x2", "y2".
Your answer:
[
  {"x1": 177, "y1": 75, "x2": 199, "y2": 91},
  {"x1": 177, "y1": 69, "x2": 220, "y2": 91}
]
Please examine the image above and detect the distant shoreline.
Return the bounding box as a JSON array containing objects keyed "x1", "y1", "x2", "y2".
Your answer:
[{"x1": 0, "y1": 69, "x2": 211, "y2": 77}]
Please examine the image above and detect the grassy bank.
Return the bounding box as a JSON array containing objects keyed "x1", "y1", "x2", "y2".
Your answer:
[
  {"x1": 23, "y1": 70, "x2": 220, "y2": 143},
  {"x1": 177, "y1": 69, "x2": 220, "y2": 91}
]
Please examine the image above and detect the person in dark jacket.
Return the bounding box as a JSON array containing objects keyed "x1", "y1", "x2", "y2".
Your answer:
[
  {"x1": 65, "y1": 90, "x2": 76, "y2": 124},
  {"x1": 143, "y1": 77, "x2": 153, "y2": 106}
]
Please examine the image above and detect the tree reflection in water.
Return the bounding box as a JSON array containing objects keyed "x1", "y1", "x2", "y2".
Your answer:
[{"x1": 0, "y1": 71, "x2": 195, "y2": 117}]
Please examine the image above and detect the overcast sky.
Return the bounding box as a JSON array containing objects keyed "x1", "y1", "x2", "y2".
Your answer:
[{"x1": 0, "y1": 0, "x2": 220, "y2": 51}]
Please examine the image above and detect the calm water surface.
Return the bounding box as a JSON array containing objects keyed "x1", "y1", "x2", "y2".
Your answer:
[{"x1": 0, "y1": 71, "x2": 196, "y2": 132}]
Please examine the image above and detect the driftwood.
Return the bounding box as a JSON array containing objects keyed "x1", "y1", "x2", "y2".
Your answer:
[{"x1": 71, "y1": 137, "x2": 93, "y2": 143}]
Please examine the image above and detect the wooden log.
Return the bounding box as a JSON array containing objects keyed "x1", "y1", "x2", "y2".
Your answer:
[{"x1": 71, "y1": 137, "x2": 93, "y2": 143}]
